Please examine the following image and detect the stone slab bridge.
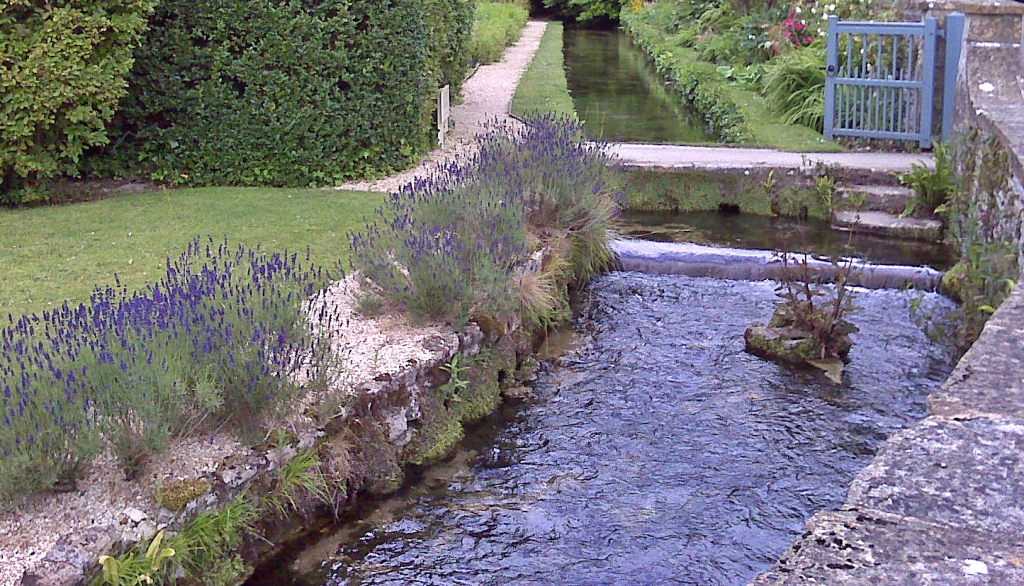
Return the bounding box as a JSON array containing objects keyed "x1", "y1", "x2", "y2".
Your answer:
[{"x1": 606, "y1": 144, "x2": 935, "y2": 174}]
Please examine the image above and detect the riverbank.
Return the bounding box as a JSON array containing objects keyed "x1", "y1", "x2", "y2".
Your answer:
[{"x1": 1, "y1": 21, "x2": 555, "y2": 586}]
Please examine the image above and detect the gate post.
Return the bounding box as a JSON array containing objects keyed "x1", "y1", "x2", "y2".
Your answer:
[
  {"x1": 824, "y1": 16, "x2": 839, "y2": 140},
  {"x1": 940, "y1": 12, "x2": 965, "y2": 141},
  {"x1": 919, "y1": 16, "x2": 939, "y2": 148}
]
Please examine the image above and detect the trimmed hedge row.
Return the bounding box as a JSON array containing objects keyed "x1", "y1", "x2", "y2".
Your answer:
[
  {"x1": 95, "y1": 0, "x2": 473, "y2": 188},
  {"x1": 620, "y1": 8, "x2": 751, "y2": 143},
  {"x1": 0, "y1": 0, "x2": 155, "y2": 202}
]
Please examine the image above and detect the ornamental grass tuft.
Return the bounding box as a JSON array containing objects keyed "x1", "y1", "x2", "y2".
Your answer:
[{"x1": 351, "y1": 115, "x2": 622, "y2": 328}]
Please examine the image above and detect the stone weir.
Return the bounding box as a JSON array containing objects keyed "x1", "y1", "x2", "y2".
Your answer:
[
  {"x1": 753, "y1": 0, "x2": 1024, "y2": 582},
  {"x1": 612, "y1": 239, "x2": 945, "y2": 290}
]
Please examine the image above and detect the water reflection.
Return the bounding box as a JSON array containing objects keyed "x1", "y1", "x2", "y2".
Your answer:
[{"x1": 564, "y1": 30, "x2": 717, "y2": 144}]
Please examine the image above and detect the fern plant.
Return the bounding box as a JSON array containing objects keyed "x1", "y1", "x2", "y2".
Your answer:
[{"x1": 897, "y1": 142, "x2": 953, "y2": 216}]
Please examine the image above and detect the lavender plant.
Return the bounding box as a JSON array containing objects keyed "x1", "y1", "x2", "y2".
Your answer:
[
  {"x1": 351, "y1": 115, "x2": 622, "y2": 326},
  {"x1": 1, "y1": 238, "x2": 332, "y2": 494}
]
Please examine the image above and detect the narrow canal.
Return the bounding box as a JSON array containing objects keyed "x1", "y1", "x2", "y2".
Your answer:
[
  {"x1": 250, "y1": 271, "x2": 956, "y2": 585},
  {"x1": 562, "y1": 29, "x2": 717, "y2": 144}
]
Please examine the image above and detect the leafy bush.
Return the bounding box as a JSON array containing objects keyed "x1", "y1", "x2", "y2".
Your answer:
[
  {"x1": 0, "y1": 0, "x2": 155, "y2": 203},
  {"x1": 0, "y1": 238, "x2": 331, "y2": 496},
  {"x1": 351, "y1": 116, "x2": 621, "y2": 327},
  {"x1": 468, "y1": 3, "x2": 530, "y2": 65},
  {"x1": 96, "y1": 0, "x2": 472, "y2": 188},
  {"x1": 762, "y1": 44, "x2": 827, "y2": 132},
  {"x1": 544, "y1": 0, "x2": 627, "y2": 23}
]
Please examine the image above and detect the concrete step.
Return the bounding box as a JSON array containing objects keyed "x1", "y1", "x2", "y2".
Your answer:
[
  {"x1": 835, "y1": 184, "x2": 915, "y2": 215},
  {"x1": 832, "y1": 210, "x2": 943, "y2": 242}
]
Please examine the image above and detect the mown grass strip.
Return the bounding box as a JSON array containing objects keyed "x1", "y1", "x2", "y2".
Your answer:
[{"x1": 511, "y1": 21, "x2": 577, "y2": 119}]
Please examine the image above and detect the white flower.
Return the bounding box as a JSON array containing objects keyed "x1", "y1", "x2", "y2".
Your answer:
[
  {"x1": 801, "y1": 19, "x2": 806, "y2": 24},
  {"x1": 811, "y1": 6, "x2": 817, "y2": 12},
  {"x1": 828, "y1": 4, "x2": 836, "y2": 10},
  {"x1": 795, "y1": 6, "x2": 802, "y2": 12}
]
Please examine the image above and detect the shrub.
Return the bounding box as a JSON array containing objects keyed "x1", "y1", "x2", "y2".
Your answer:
[
  {"x1": 762, "y1": 44, "x2": 827, "y2": 132},
  {"x1": 351, "y1": 116, "x2": 621, "y2": 327},
  {"x1": 0, "y1": 238, "x2": 331, "y2": 495},
  {"x1": 544, "y1": 0, "x2": 627, "y2": 23},
  {"x1": 0, "y1": 0, "x2": 155, "y2": 203},
  {"x1": 96, "y1": 0, "x2": 472, "y2": 188},
  {"x1": 467, "y1": 3, "x2": 530, "y2": 65}
]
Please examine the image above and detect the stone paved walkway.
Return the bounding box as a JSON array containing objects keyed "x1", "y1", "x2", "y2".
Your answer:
[{"x1": 608, "y1": 143, "x2": 935, "y2": 173}]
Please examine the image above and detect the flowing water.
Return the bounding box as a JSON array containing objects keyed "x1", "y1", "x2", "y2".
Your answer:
[
  {"x1": 620, "y1": 210, "x2": 955, "y2": 270},
  {"x1": 250, "y1": 273, "x2": 956, "y2": 586},
  {"x1": 563, "y1": 29, "x2": 717, "y2": 144}
]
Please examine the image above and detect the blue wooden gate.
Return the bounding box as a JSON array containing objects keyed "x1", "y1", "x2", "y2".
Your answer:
[{"x1": 824, "y1": 13, "x2": 964, "y2": 148}]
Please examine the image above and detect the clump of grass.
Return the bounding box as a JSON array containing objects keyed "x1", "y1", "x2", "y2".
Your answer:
[
  {"x1": 762, "y1": 44, "x2": 827, "y2": 133},
  {"x1": 467, "y1": 3, "x2": 530, "y2": 65}
]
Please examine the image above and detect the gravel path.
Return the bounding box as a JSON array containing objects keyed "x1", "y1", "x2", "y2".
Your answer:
[{"x1": 336, "y1": 20, "x2": 549, "y2": 193}]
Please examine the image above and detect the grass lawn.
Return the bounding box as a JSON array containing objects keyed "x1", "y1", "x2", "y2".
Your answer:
[
  {"x1": 511, "y1": 21, "x2": 576, "y2": 119},
  {"x1": 727, "y1": 86, "x2": 844, "y2": 152},
  {"x1": 0, "y1": 187, "x2": 381, "y2": 316}
]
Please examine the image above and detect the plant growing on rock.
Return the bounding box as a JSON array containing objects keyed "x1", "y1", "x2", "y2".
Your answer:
[
  {"x1": 745, "y1": 252, "x2": 859, "y2": 382},
  {"x1": 897, "y1": 142, "x2": 953, "y2": 217}
]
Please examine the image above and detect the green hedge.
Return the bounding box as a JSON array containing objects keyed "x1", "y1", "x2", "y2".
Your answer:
[
  {"x1": 0, "y1": 0, "x2": 155, "y2": 203},
  {"x1": 620, "y1": 8, "x2": 751, "y2": 143},
  {"x1": 467, "y1": 3, "x2": 530, "y2": 65},
  {"x1": 97, "y1": 0, "x2": 472, "y2": 188}
]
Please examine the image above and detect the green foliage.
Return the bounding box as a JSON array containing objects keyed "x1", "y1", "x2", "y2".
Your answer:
[
  {"x1": 468, "y1": 3, "x2": 530, "y2": 65},
  {"x1": 439, "y1": 355, "x2": 471, "y2": 403},
  {"x1": 167, "y1": 494, "x2": 257, "y2": 584},
  {"x1": 934, "y1": 243, "x2": 1019, "y2": 355},
  {"x1": 97, "y1": 530, "x2": 175, "y2": 586},
  {"x1": 0, "y1": 0, "x2": 155, "y2": 203},
  {"x1": 265, "y1": 448, "x2": 332, "y2": 517},
  {"x1": 544, "y1": 0, "x2": 627, "y2": 23},
  {"x1": 98, "y1": 0, "x2": 472, "y2": 188},
  {"x1": 762, "y1": 44, "x2": 827, "y2": 133},
  {"x1": 897, "y1": 142, "x2": 953, "y2": 216}
]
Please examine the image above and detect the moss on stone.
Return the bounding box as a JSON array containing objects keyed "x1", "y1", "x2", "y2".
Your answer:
[
  {"x1": 620, "y1": 168, "x2": 827, "y2": 219},
  {"x1": 158, "y1": 479, "x2": 211, "y2": 511}
]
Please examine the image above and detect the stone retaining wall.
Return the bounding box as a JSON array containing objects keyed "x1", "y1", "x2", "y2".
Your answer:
[{"x1": 752, "y1": 1, "x2": 1024, "y2": 583}]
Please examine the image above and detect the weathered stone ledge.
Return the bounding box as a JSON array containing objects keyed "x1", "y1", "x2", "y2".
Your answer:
[{"x1": 753, "y1": 3, "x2": 1024, "y2": 580}]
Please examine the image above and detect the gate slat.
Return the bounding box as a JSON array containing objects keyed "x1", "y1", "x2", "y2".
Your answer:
[{"x1": 823, "y1": 14, "x2": 962, "y2": 146}]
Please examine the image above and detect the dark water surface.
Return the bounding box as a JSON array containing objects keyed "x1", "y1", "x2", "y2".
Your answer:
[
  {"x1": 251, "y1": 273, "x2": 955, "y2": 586},
  {"x1": 621, "y1": 210, "x2": 955, "y2": 270},
  {"x1": 563, "y1": 30, "x2": 717, "y2": 144}
]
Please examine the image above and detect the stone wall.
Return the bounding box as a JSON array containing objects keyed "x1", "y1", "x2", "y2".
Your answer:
[{"x1": 753, "y1": 1, "x2": 1024, "y2": 583}]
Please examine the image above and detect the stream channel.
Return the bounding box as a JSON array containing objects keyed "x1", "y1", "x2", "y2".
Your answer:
[
  {"x1": 562, "y1": 29, "x2": 717, "y2": 144},
  {"x1": 250, "y1": 217, "x2": 958, "y2": 585}
]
